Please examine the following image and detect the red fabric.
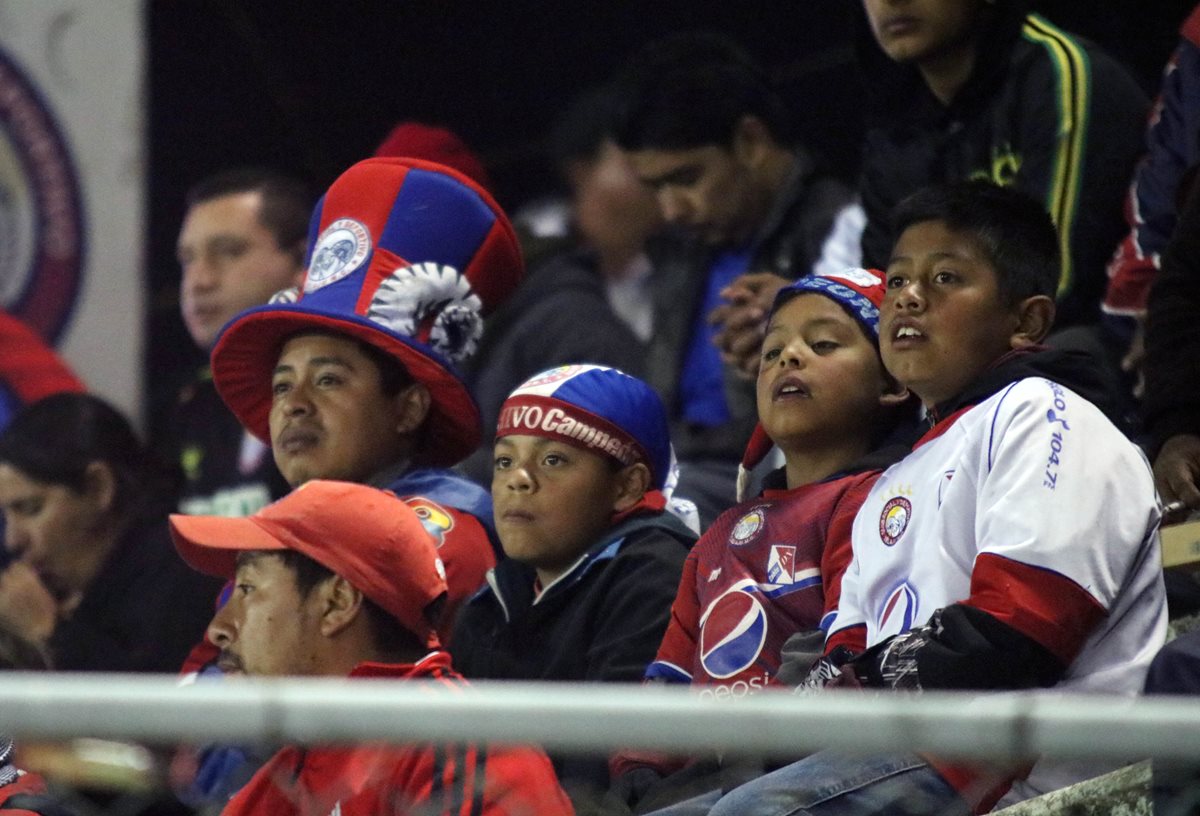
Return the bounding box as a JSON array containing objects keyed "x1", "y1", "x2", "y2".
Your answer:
[
  {"x1": 373, "y1": 123, "x2": 493, "y2": 193},
  {"x1": 824, "y1": 624, "x2": 866, "y2": 656},
  {"x1": 222, "y1": 652, "x2": 573, "y2": 816},
  {"x1": 965, "y1": 553, "x2": 1106, "y2": 666},
  {"x1": 0, "y1": 770, "x2": 53, "y2": 814},
  {"x1": 400, "y1": 498, "x2": 496, "y2": 644},
  {"x1": 0, "y1": 310, "x2": 84, "y2": 403}
]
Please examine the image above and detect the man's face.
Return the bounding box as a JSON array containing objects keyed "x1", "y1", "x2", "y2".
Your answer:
[
  {"x1": 177, "y1": 191, "x2": 304, "y2": 351},
  {"x1": 862, "y1": 0, "x2": 985, "y2": 65},
  {"x1": 627, "y1": 145, "x2": 759, "y2": 247},
  {"x1": 880, "y1": 220, "x2": 1019, "y2": 407},
  {"x1": 269, "y1": 333, "x2": 410, "y2": 487},
  {"x1": 567, "y1": 141, "x2": 663, "y2": 261},
  {"x1": 206, "y1": 553, "x2": 322, "y2": 677}
]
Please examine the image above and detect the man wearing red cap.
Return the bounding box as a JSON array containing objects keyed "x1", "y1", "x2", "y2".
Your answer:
[{"x1": 170, "y1": 480, "x2": 572, "y2": 816}]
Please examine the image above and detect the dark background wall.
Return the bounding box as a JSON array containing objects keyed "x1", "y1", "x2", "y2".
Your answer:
[{"x1": 146, "y1": 0, "x2": 1195, "y2": 434}]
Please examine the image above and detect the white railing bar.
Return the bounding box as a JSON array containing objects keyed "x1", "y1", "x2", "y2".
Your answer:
[{"x1": 0, "y1": 673, "x2": 1197, "y2": 763}]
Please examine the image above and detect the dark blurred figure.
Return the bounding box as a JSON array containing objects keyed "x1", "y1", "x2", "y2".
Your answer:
[
  {"x1": 0, "y1": 393, "x2": 222, "y2": 671},
  {"x1": 611, "y1": 32, "x2": 860, "y2": 525},
  {"x1": 165, "y1": 168, "x2": 309, "y2": 518},
  {"x1": 462, "y1": 83, "x2": 659, "y2": 485}
]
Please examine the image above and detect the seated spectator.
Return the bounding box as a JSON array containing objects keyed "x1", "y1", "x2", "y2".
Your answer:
[
  {"x1": 463, "y1": 83, "x2": 659, "y2": 484},
  {"x1": 658, "y1": 182, "x2": 1166, "y2": 816},
  {"x1": 611, "y1": 269, "x2": 912, "y2": 812},
  {"x1": 169, "y1": 480, "x2": 573, "y2": 816},
  {"x1": 610, "y1": 32, "x2": 861, "y2": 525},
  {"x1": 176, "y1": 155, "x2": 525, "y2": 809},
  {"x1": 0, "y1": 393, "x2": 221, "y2": 672},
  {"x1": 168, "y1": 167, "x2": 309, "y2": 517},
  {"x1": 853, "y1": 0, "x2": 1147, "y2": 332},
  {"x1": 451, "y1": 365, "x2": 697, "y2": 798},
  {"x1": 1103, "y1": 3, "x2": 1200, "y2": 400}
]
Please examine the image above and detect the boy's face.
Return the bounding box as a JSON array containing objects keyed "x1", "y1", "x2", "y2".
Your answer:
[
  {"x1": 756, "y1": 294, "x2": 891, "y2": 452},
  {"x1": 881, "y1": 220, "x2": 1020, "y2": 407},
  {"x1": 269, "y1": 333, "x2": 409, "y2": 486},
  {"x1": 627, "y1": 144, "x2": 759, "y2": 248},
  {"x1": 206, "y1": 553, "x2": 322, "y2": 677},
  {"x1": 863, "y1": 0, "x2": 984, "y2": 65},
  {"x1": 492, "y1": 435, "x2": 628, "y2": 582}
]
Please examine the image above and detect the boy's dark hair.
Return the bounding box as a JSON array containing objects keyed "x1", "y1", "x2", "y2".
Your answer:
[
  {"x1": 186, "y1": 167, "x2": 312, "y2": 265},
  {"x1": 270, "y1": 550, "x2": 439, "y2": 661},
  {"x1": 891, "y1": 180, "x2": 1060, "y2": 304},
  {"x1": 611, "y1": 31, "x2": 791, "y2": 152},
  {"x1": 548, "y1": 83, "x2": 624, "y2": 173}
]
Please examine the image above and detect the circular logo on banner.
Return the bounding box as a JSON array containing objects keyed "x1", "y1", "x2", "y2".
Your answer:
[
  {"x1": 306, "y1": 218, "x2": 371, "y2": 292},
  {"x1": 0, "y1": 48, "x2": 85, "y2": 341},
  {"x1": 878, "y1": 496, "x2": 912, "y2": 546},
  {"x1": 699, "y1": 589, "x2": 767, "y2": 680}
]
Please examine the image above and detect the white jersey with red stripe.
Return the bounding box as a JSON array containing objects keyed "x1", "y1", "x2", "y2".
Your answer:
[{"x1": 831, "y1": 375, "x2": 1166, "y2": 698}]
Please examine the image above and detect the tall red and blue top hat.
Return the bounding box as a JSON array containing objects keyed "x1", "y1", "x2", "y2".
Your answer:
[{"x1": 210, "y1": 157, "x2": 522, "y2": 467}]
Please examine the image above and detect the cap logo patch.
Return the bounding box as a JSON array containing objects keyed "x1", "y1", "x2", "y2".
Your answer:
[
  {"x1": 306, "y1": 218, "x2": 372, "y2": 292},
  {"x1": 822, "y1": 267, "x2": 880, "y2": 287},
  {"x1": 368, "y1": 262, "x2": 482, "y2": 365}
]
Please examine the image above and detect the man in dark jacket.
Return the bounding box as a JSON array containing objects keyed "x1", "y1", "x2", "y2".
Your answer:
[
  {"x1": 611, "y1": 33, "x2": 860, "y2": 524},
  {"x1": 854, "y1": 0, "x2": 1147, "y2": 330}
]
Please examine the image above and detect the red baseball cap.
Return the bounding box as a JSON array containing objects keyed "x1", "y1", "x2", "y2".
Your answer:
[{"x1": 169, "y1": 480, "x2": 448, "y2": 648}]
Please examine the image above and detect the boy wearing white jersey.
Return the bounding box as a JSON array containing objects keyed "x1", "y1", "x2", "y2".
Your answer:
[{"x1": 672, "y1": 181, "x2": 1167, "y2": 816}]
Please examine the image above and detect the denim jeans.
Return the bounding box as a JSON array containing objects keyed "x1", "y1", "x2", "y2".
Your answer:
[{"x1": 646, "y1": 752, "x2": 970, "y2": 816}]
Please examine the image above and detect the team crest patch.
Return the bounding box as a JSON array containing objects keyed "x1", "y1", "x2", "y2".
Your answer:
[
  {"x1": 306, "y1": 218, "x2": 371, "y2": 292},
  {"x1": 405, "y1": 497, "x2": 454, "y2": 547},
  {"x1": 766, "y1": 545, "x2": 795, "y2": 585},
  {"x1": 729, "y1": 507, "x2": 767, "y2": 545},
  {"x1": 879, "y1": 496, "x2": 912, "y2": 546},
  {"x1": 519, "y1": 364, "x2": 588, "y2": 391}
]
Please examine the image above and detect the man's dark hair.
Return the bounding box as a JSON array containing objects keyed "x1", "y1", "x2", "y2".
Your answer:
[
  {"x1": 354, "y1": 339, "x2": 415, "y2": 398},
  {"x1": 610, "y1": 31, "x2": 791, "y2": 152},
  {"x1": 270, "y1": 550, "x2": 438, "y2": 661},
  {"x1": 186, "y1": 167, "x2": 312, "y2": 265},
  {"x1": 890, "y1": 180, "x2": 1060, "y2": 304},
  {"x1": 548, "y1": 82, "x2": 624, "y2": 173}
]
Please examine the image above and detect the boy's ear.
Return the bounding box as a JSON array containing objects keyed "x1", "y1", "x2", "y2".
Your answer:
[
  {"x1": 612, "y1": 462, "x2": 652, "y2": 513},
  {"x1": 732, "y1": 114, "x2": 773, "y2": 168},
  {"x1": 1010, "y1": 295, "x2": 1056, "y2": 348},
  {"x1": 878, "y1": 373, "x2": 911, "y2": 408},
  {"x1": 393, "y1": 383, "x2": 432, "y2": 435},
  {"x1": 317, "y1": 575, "x2": 365, "y2": 638}
]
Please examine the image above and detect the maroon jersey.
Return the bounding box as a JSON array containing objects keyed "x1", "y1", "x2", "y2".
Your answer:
[{"x1": 646, "y1": 471, "x2": 877, "y2": 697}]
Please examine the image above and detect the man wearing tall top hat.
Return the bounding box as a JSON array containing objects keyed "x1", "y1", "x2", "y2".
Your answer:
[{"x1": 208, "y1": 156, "x2": 524, "y2": 641}]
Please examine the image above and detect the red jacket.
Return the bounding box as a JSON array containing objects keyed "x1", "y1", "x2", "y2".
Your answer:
[{"x1": 222, "y1": 653, "x2": 573, "y2": 816}]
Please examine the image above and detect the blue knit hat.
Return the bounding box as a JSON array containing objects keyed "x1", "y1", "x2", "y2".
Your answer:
[{"x1": 496, "y1": 365, "x2": 672, "y2": 490}]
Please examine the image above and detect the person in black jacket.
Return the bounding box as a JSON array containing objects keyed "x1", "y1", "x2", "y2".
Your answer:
[
  {"x1": 610, "y1": 33, "x2": 861, "y2": 526},
  {"x1": 853, "y1": 0, "x2": 1147, "y2": 331},
  {"x1": 0, "y1": 393, "x2": 221, "y2": 672},
  {"x1": 452, "y1": 365, "x2": 697, "y2": 803}
]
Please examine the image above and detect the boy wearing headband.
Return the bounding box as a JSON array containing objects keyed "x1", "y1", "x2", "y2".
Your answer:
[
  {"x1": 611, "y1": 269, "x2": 911, "y2": 810},
  {"x1": 451, "y1": 365, "x2": 697, "y2": 799}
]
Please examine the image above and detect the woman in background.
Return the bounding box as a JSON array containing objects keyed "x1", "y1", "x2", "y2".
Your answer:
[{"x1": 0, "y1": 392, "x2": 221, "y2": 672}]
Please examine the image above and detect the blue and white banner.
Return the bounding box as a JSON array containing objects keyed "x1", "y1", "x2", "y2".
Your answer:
[{"x1": 0, "y1": 1, "x2": 143, "y2": 422}]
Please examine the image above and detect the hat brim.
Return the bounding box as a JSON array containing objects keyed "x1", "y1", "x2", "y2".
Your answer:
[
  {"x1": 169, "y1": 513, "x2": 289, "y2": 580},
  {"x1": 210, "y1": 304, "x2": 481, "y2": 468}
]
